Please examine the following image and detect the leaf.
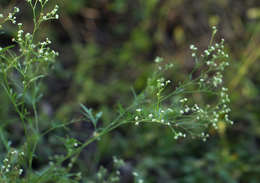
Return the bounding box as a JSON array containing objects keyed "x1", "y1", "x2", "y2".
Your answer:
[
  {"x1": 28, "y1": 75, "x2": 45, "y2": 85},
  {"x1": 116, "y1": 103, "x2": 125, "y2": 115},
  {"x1": 131, "y1": 87, "x2": 137, "y2": 100},
  {"x1": 96, "y1": 111, "x2": 103, "y2": 120},
  {"x1": 0, "y1": 45, "x2": 15, "y2": 52},
  {"x1": 80, "y1": 103, "x2": 102, "y2": 129}
]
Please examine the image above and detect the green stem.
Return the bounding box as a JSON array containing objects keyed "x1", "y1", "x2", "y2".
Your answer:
[
  {"x1": 209, "y1": 28, "x2": 217, "y2": 47},
  {"x1": 2, "y1": 73, "x2": 27, "y2": 132}
]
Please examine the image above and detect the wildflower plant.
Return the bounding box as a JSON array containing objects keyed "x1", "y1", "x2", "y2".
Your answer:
[
  {"x1": 0, "y1": 1, "x2": 233, "y2": 182},
  {"x1": 130, "y1": 26, "x2": 233, "y2": 141}
]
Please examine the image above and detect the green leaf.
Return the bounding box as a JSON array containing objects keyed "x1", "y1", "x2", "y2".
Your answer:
[{"x1": 80, "y1": 104, "x2": 102, "y2": 129}]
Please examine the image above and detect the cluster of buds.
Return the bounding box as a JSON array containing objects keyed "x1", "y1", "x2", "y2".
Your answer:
[
  {"x1": 0, "y1": 149, "x2": 24, "y2": 177},
  {"x1": 42, "y1": 5, "x2": 59, "y2": 20},
  {"x1": 5, "y1": 7, "x2": 20, "y2": 24}
]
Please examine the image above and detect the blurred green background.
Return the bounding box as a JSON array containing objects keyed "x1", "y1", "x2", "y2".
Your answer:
[{"x1": 1, "y1": 0, "x2": 260, "y2": 182}]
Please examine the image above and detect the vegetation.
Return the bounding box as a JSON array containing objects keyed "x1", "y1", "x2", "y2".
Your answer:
[{"x1": 0, "y1": 0, "x2": 259, "y2": 182}]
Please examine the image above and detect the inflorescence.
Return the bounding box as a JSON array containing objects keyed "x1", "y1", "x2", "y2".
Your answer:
[{"x1": 133, "y1": 27, "x2": 233, "y2": 141}]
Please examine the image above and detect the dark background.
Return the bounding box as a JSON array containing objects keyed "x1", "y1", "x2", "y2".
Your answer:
[{"x1": 1, "y1": 0, "x2": 260, "y2": 182}]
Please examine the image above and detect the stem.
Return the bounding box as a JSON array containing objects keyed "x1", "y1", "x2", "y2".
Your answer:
[
  {"x1": 2, "y1": 73, "x2": 27, "y2": 133},
  {"x1": 35, "y1": 103, "x2": 137, "y2": 182},
  {"x1": 209, "y1": 27, "x2": 217, "y2": 47},
  {"x1": 32, "y1": 83, "x2": 39, "y2": 131},
  {"x1": 30, "y1": 0, "x2": 42, "y2": 40},
  {"x1": 34, "y1": 120, "x2": 130, "y2": 183},
  {"x1": 41, "y1": 118, "x2": 83, "y2": 137},
  {"x1": 59, "y1": 120, "x2": 130, "y2": 165}
]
